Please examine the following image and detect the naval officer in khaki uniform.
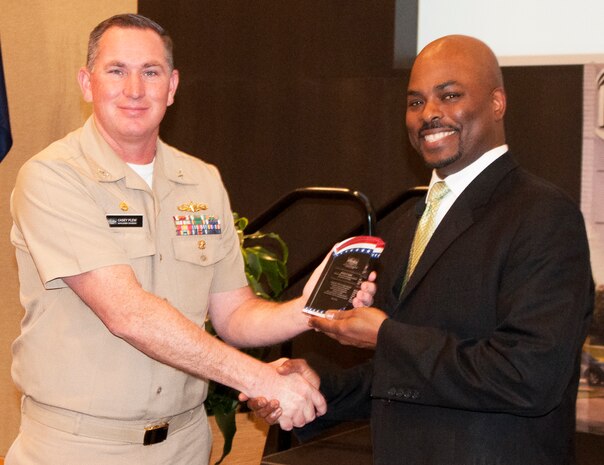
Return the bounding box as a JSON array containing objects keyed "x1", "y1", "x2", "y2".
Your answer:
[{"x1": 6, "y1": 14, "x2": 375, "y2": 465}]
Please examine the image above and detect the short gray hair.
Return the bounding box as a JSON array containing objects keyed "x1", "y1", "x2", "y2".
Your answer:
[{"x1": 86, "y1": 13, "x2": 174, "y2": 71}]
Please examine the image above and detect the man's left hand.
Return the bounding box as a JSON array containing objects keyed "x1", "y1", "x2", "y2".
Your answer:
[
  {"x1": 351, "y1": 272, "x2": 377, "y2": 308},
  {"x1": 308, "y1": 307, "x2": 388, "y2": 349}
]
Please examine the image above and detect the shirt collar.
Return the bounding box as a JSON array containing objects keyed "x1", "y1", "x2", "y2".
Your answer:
[
  {"x1": 80, "y1": 116, "x2": 196, "y2": 187},
  {"x1": 155, "y1": 141, "x2": 198, "y2": 185},
  {"x1": 80, "y1": 116, "x2": 129, "y2": 183},
  {"x1": 428, "y1": 144, "x2": 509, "y2": 199}
]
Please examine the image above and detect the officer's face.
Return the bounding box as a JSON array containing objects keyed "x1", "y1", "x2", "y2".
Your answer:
[{"x1": 78, "y1": 27, "x2": 179, "y2": 150}]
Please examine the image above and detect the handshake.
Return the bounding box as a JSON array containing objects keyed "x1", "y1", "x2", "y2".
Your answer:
[
  {"x1": 239, "y1": 358, "x2": 324, "y2": 431},
  {"x1": 236, "y1": 269, "x2": 384, "y2": 431}
]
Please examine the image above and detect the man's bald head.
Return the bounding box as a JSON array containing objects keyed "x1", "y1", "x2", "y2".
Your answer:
[
  {"x1": 415, "y1": 35, "x2": 503, "y2": 90},
  {"x1": 406, "y1": 35, "x2": 507, "y2": 177}
]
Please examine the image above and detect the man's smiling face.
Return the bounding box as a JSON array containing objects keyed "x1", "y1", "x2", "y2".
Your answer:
[
  {"x1": 405, "y1": 36, "x2": 506, "y2": 177},
  {"x1": 78, "y1": 26, "x2": 178, "y2": 149}
]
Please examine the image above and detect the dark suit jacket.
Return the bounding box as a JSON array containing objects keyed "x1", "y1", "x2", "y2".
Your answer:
[{"x1": 312, "y1": 153, "x2": 594, "y2": 465}]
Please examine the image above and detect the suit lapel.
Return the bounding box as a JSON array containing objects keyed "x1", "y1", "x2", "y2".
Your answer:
[
  {"x1": 400, "y1": 204, "x2": 474, "y2": 299},
  {"x1": 398, "y1": 153, "x2": 518, "y2": 302}
]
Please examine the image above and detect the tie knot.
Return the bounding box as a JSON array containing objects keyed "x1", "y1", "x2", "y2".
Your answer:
[{"x1": 428, "y1": 181, "x2": 450, "y2": 204}]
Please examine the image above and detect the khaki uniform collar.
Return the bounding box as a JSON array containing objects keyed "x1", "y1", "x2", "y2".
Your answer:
[
  {"x1": 155, "y1": 140, "x2": 198, "y2": 186},
  {"x1": 80, "y1": 116, "x2": 198, "y2": 188},
  {"x1": 80, "y1": 116, "x2": 129, "y2": 183}
]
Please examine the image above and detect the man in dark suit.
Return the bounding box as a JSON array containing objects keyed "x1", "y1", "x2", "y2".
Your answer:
[{"x1": 250, "y1": 35, "x2": 594, "y2": 464}]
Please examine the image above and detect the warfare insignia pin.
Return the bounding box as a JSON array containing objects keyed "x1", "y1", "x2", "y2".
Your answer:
[{"x1": 177, "y1": 201, "x2": 208, "y2": 212}]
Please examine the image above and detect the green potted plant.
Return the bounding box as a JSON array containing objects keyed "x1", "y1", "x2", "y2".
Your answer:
[{"x1": 205, "y1": 213, "x2": 289, "y2": 464}]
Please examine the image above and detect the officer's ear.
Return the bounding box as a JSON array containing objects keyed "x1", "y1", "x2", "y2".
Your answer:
[{"x1": 78, "y1": 67, "x2": 93, "y2": 103}]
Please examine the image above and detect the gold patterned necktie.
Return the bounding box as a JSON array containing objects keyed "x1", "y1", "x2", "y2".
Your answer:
[{"x1": 401, "y1": 181, "x2": 451, "y2": 293}]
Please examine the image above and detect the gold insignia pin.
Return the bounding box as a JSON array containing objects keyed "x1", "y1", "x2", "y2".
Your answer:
[
  {"x1": 177, "y1": 201, "x2": 208, "y2": 212},
  {"x1": 119, "y1": 201, "x2": 129, "y2": 212},
  {"x1": 198, "y1": 240, "x2": 206, "y2": 250}
]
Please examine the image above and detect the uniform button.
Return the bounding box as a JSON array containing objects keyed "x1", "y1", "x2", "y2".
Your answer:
[
  {"x1": 200, "y1": 255, "x2": 207, "y2": 262},
  {"x1": 159, "y1": 254, "x2": 163, "y2": 261},
  {"x1": 156, "y1": 387, "x2": 162, "y2": 394},
  {"x1": 387, "y1": 387, "x2": 397, "y2": 396}
]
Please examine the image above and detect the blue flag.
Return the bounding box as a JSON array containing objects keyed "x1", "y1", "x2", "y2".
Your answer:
[{"x1": 0, "y1": 41, "x2": 12, "y2": 162}]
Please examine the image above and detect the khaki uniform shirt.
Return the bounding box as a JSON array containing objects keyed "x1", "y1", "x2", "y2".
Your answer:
[{"x1": 10, "y1": 116, "x2": 247, "y2": 420}]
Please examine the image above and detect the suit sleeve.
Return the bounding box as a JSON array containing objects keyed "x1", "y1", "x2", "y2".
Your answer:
[
  {"x1": 294, "y1": 361, "x2": 373, "y2": 442},
  {"x1": 371, "y1": 192, "x2": 594, "y2": 417}
]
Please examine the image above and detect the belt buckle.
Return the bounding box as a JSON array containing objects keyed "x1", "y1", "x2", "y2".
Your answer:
[{"x1": 144, "y1": 422, "x2": 169, "y2": 445}]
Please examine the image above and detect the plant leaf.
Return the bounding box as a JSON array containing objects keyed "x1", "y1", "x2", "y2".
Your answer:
[{"x1": 245, "y1": 251, "x2": 262, "y2": 279}]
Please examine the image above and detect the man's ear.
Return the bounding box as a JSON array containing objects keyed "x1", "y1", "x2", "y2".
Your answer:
[
  {"x1": 492, "y1": 87, "x2": 506, "y2": 121},
  {"x1": 167, "y1": 69, "x2": 179, "y2": 107},
  {"x1": 78, "y1": 67, "x2": 93, "y2": 103}
]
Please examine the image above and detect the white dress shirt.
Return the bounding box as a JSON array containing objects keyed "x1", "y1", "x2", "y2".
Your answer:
[{"x1": 427, "y1": 144, "x2": 509, "y2": 228}]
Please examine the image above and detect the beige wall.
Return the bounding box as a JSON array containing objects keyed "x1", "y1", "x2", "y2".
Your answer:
[{"x1": 0, "y1": 0, "x2": 137, "y2": 455}]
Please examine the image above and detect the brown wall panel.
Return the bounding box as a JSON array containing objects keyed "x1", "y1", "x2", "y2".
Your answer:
[
  {"x1": 139, "y1": 1, "x2": 425, "y2": 221},
  {"x1": 142, "y1": 1, "x2": 397, "y2": 79},
  {"x1": 503, "y1": 65, "x2": 583, "y2": 203}
]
